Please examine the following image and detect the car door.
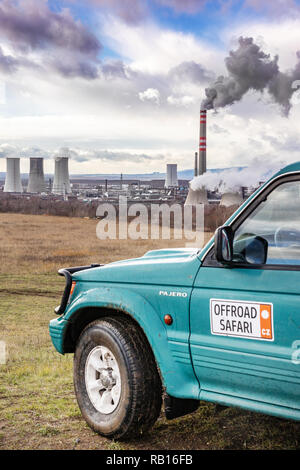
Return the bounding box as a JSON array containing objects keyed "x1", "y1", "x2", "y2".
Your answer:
[{"x1": 190, "y1": 175, "x2": 300, "y2": 419}]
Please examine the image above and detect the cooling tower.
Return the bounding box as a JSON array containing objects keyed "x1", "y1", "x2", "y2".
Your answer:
[
  {"x1": 199, "y1": 109, "x2": 207, "y2": 175},
  {"x1": 184, "y1": 185, "x2": 208, "y2": 205},
  {"x1": 27, "y1": 158, "x2": 45, "y2": 193},
  {"x1": 220, "y1": 191, "x2": 243, "y2": 207},
  {"x1": 52, "y1": 157, "x2": 71, "y2": 195},
  {"x1": 165, "y1": 164, "x2": 178, "y2": 188},
  {"x1": 4, "y1": 158, "x2": 23, "y2": 192}
]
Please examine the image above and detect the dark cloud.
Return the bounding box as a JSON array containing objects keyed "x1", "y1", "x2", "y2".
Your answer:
[
  {"x1": 47, "y1": 55, "x2": 99, "y2": 80},
  {"x1": 67, "y1": 0, "x2": 300, "y2": 23},
  {"x1": 201, "y1": 36, "x2": 300, "y2": 115},
  {"x1": 19, "y1": 146, "x2": 52, "y2": 158},
  {"x1": 156, "y1": 0, "x2": 300, "y2": 16},
  {"x1": 169, "y1": 61, "x2": 214, "y2": 84},
  {"x1": 47, "y1": 147, "x2": 163, "y2": 163},
  {"x1": 0, "y1": 45, "x2": 45, "y2": 76},
  {"x1": 0, "y1": 143, "x2": 53, "y2": 158},
  {"x1": 87, "y1": 0, "x2": 147, "y2": 25},
  {"x1": 155, "y1": 0, "x2": 207, "y2": 14},
  {"x1": 263, "y1": 132, "x2": 300, "y2": 153},
  {"x1": 0, "y1": 0, "x2": 101, "y2": 55},
  {"x1": 244, "y1": 0, "x2": 300, "y2": 16},
  {"x1": 101, "y1": 60, "x2": 128, "y2": 79},
  {"x1": 72, "y1": 0, "x2": 209, "y2": 22},
  {"x1": 0, "y1": 0, "x2": 102, "y2": 79},
  {"x1": 0, "y1": 143, "x2": 162, "y2": 163},
  {"x1": 83, "y1": 149, "x2": 158, "y2": 162}
]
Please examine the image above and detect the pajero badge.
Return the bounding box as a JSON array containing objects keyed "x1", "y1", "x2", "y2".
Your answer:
[{"x1": 210, "y1": 299, "x2": 274, "y2": 341}]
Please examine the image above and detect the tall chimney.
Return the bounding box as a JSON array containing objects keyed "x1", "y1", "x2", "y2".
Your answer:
[
  {"x1": 184, "y1": 108, "x2": 208, "y2": 206},
  {"x1": 4, "y1": 158, "x2": 23, "y2": 192},
  {"x1": 194, "y1": 152, "x2": 198, "y2": 177},
  {"x1": 27, "y1": 157, "x2": 45, "y2": 193},
  {"x1": 198, "y1": 109, "x2": 207, "y2": 175}
]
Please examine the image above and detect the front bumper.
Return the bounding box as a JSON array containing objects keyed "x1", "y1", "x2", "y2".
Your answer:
[{"x1": 49, "y1": 316, "x2": 69, "y2": 354}]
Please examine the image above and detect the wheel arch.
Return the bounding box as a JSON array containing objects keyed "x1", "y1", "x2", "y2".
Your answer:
[
  {"x1": 64, "y1": 304, "x2": 169, "y2": 388},
  {"x1": 64, "y1": 305, "x2": 151, "y2": 354},
  {"x1": 57, "y1": 285, "x2": 200, "y2": 399}
]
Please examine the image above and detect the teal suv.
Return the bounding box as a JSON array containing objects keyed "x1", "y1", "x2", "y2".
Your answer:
[{"x1": 50, "y1": 162, "x2": 300, "y2": 439}]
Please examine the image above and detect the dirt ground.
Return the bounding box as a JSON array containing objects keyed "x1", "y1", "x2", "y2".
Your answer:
[{"x1": 0, "y1": 213, "x2": 299, "y2": 450}]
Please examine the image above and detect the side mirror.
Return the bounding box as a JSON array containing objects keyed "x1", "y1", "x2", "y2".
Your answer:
[
  {"x1": 214, "y1": 227, "x2": 268, "y2": 266},
  {"x1": 233, "y1": 235, "x2": 268, "y2": 265},
  {"x1": 214, "y1": 226, "x2": 234, "y2": 264}
]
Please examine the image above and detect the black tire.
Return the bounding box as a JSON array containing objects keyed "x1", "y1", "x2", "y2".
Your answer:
[{"x1": 73, "y1": 316, "x2": 162, "y2": 439}]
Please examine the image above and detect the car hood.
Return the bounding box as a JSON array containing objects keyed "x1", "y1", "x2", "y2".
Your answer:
[{"x1": 72, "y1": 247, "x2": 201, "y2": 287}]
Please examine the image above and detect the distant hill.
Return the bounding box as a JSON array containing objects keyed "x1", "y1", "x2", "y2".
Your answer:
[
  {"x1": 0, "y1": 167, "x2": 246, "y2": 182},
  {"x1": 67, "y1": 167, "x2": 246, "y2": 181}
]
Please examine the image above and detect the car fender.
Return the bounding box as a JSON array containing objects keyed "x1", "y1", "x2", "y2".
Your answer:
[{"x1": 62, "y1": 284, "x2": 199, "y2": 398}]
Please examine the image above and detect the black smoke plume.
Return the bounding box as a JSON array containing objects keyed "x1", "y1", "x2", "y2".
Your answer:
[{"x1": 202, "y1": 37, "x2": 300, "y2": 115}]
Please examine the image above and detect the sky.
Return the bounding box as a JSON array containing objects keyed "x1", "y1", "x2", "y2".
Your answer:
[{"x1": 0, "y1": 0, "x2": 300, "y2": 176}]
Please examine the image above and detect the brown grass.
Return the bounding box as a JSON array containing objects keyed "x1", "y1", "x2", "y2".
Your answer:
[{"x1": 0, "y1": 212, "x2": 212, "y2": 275}]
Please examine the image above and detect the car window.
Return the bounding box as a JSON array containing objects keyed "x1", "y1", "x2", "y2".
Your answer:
[{"x1": 233, "y1": 180, "x2": 300, "y2": 265}]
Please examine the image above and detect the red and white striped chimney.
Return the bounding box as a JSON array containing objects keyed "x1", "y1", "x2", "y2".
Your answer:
[{"x1": 198, "y1": 109, "x2": 207, "y2": 175}]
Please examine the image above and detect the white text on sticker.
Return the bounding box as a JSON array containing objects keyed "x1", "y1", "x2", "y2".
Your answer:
[{"x1": 210, "y1": 299, "x2": 274, "y2": 341}]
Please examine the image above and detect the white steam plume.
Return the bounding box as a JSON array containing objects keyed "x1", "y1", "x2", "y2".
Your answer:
[{"x1": 190, "y1": 159, "x2": 284, "y2": 193}]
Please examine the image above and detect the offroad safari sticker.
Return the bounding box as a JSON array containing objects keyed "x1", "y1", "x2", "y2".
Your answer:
[{"x1": 210, "y1": 299, "x2": 274, "y2": 341}]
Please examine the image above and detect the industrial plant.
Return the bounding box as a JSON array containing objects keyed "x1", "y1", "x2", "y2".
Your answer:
[{"x1": 0, "y1": 110, "x2": 258, "y2": 209}]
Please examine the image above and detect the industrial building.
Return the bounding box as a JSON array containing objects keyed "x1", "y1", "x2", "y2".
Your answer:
[
  {"x1": 1, "y1": 156, "x2": 189, "y2": 204},
  {"x1": 1, "y1": 110, "x2": 258, "y2": 207},
  {"x1": 1, "y1": 151, "x2": 256, "y2": 208},
  {"x1": 165, "y1": 164, "x2": 178, "y2": 188}
]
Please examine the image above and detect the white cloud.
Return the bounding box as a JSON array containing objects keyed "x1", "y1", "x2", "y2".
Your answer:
[
  {"x1": 138, "y1": 87, "x2": 160, "y2": 104},
  {"x1": 167, "y1": 95, "x2": 196, "y2": 106},
  {"x1": 100, "y1": 15, "x2": 224, "y2": 75}
]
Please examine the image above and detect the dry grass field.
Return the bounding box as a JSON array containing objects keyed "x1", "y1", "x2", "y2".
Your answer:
[{"x1": 0, "y1": 212, "x2": 299, "y2": 450}]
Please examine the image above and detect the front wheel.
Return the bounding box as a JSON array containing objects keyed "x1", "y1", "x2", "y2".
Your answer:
[{"x1": 73, "y1": 316, "x2": 162, "y2": 439}]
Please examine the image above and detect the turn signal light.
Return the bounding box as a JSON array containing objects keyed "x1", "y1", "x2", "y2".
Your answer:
[
  {"x1": 69, "y1": 281, "x2": 76, "y2": 298},
  {"x1": 164, "y1": 314, "x2": 173, "y2": 325}
]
